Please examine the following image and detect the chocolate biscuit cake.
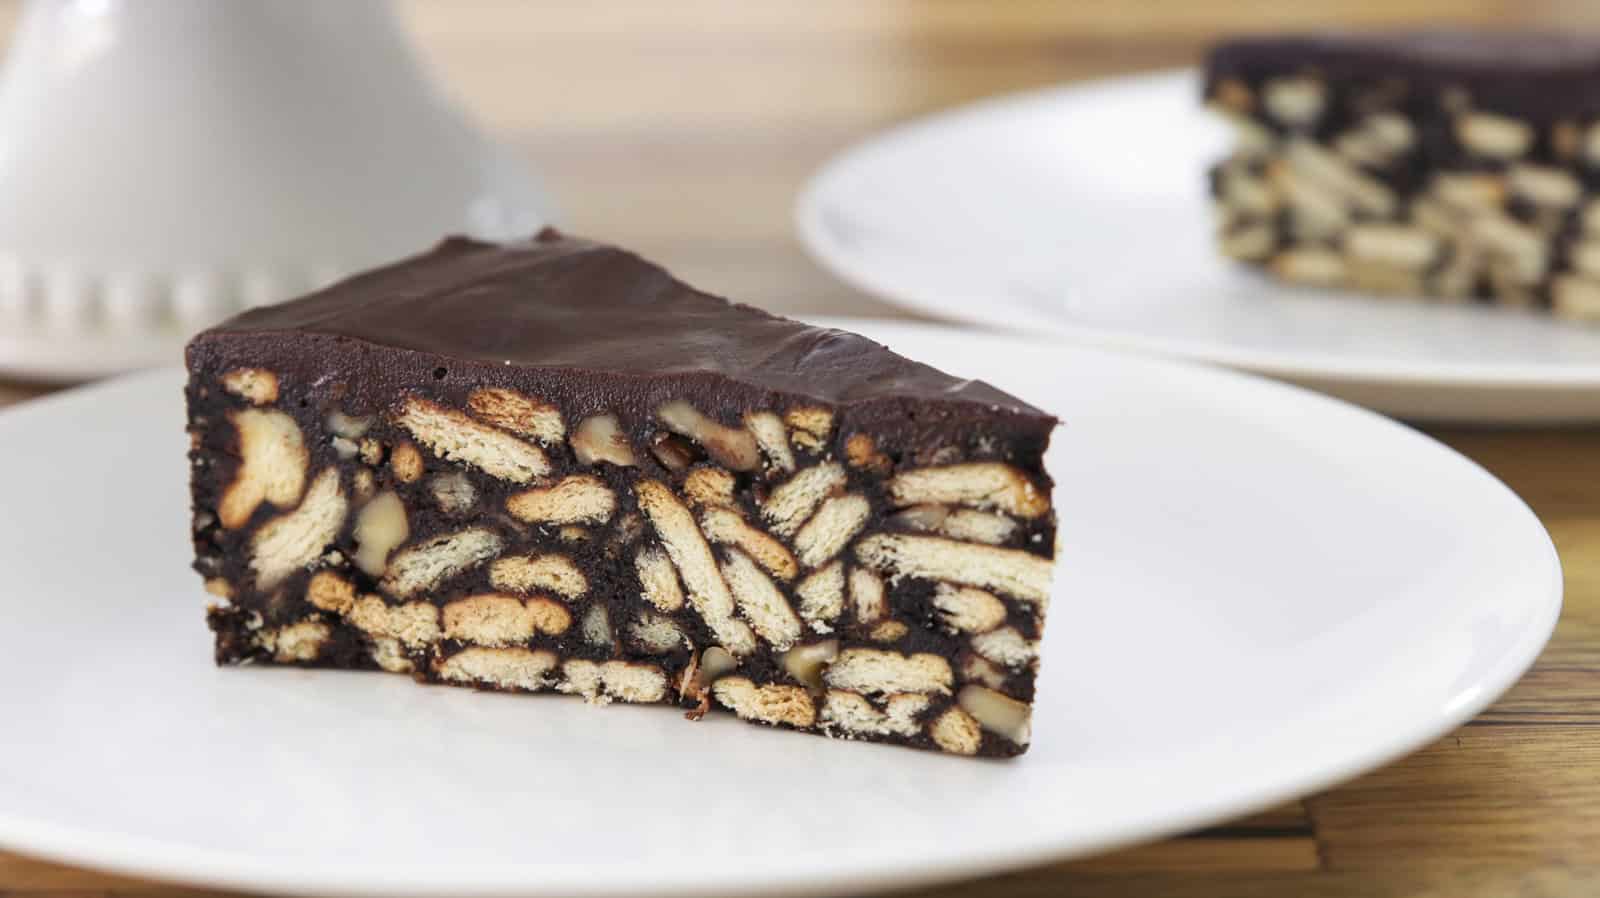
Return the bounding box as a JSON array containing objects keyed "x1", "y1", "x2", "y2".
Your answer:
[
  {"x1": 1204, "y1": 31, "x2": 1600, "y2": 320},
  {"x1": 185, "y1": 231, "x2": 1057, "y2": 757}
]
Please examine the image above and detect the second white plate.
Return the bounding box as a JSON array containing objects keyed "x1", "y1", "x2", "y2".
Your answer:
[{"x1": 798, "y1": 70, "x2": 1600, "y2": 423}]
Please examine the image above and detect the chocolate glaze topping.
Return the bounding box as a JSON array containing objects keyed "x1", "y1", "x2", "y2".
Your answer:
[
  {"x1": 193, "y1": 230, "x2": 1048, "y2": 420},
  {"x1": 1206, "y1": 31, "x2": 1600, "y2": 123}
]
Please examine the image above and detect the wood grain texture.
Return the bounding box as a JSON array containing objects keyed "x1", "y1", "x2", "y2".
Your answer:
[{"x1": 2, "y1": 2, "x2": 1598, "y2": 896}]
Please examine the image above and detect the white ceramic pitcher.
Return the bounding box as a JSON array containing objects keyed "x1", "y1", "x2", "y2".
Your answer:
[{"x1": 0, "y1": 0, "x2": 552, "y2": 379}]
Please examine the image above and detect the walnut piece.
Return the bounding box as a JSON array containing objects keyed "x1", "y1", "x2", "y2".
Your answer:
[
  {"x1": 958, "y1": 684, "x2": 1031, "y2": 745},
  {"x1": 657, "y1": 401, "x2": 761, "y2": 471},
  {"x1": 572, "y1": 414, "x2": 636, "y2": 466},
  {"x1": 780, "y1": 639, "x2": 838, "y2": 692},
  {"x1": 650, "y1": 434, "x2": 698, "y2": 472},
  {"x1": 682, "y1": 645, "x2": 740, "y2": 702},
  {"x1": 352, "y1": 490, "x2": 409, "y2": 577}
]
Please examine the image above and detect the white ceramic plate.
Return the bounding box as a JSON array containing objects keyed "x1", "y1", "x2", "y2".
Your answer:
[
  {"x1": 0, "y1": 320, "x2": 1561, "y2": 897},
  {"x1": 797, "y1": 70, "x2": 1600, "y2": 423}
]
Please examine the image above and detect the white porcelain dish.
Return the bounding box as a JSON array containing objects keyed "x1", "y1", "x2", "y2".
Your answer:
[
  {"x1": 0, "y1": 0, "x2": 550, "y2": 381},
  {"x1": 797, "y1": 70, "x2": 1600, "y2": 423},
  {"x1": 0, "y1": 320, "x2": 1560, "y2": 896}
]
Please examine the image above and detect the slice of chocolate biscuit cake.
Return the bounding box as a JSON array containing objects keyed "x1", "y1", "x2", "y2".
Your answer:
[
  {"x1": 185, "y1": 230, "x2": 1057, "y2": 757},
  {"x1": 1205, "y1": 30, "x2": 1600, "y2": 319}
]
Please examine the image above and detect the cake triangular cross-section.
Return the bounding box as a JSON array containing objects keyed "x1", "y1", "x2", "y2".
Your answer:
[{"x1": 185, "y1": 230, "x2": 1057, "y2": 757}]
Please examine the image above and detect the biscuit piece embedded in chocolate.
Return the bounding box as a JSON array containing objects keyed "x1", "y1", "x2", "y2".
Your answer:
[{"x1": 185, "y1": 231, "x2": 1058, "y2": 758}]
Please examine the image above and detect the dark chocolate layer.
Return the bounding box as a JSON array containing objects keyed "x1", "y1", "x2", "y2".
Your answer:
[
  {"x1": 191, "y1": 230, "x2": 1048, "y2": 420},
  {"x1": 1206, "y1": 31, "x2": 1600, "y2": 123}
]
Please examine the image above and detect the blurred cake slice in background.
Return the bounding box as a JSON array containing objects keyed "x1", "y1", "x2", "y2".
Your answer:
[{"x1": 1203, "y1": 31, "x2": 1600, "y2": 322}]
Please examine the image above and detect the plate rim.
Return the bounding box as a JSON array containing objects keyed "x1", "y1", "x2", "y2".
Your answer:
[
  {"x1": 0, "y1": 332, "x2": 1566, "y2": 897},
  {"x1": 795, "y1": 68, "x2": 1600, "y2": 390},
  {"x1": 0, "y1": 329, "x2": 188, "y2": 383}
]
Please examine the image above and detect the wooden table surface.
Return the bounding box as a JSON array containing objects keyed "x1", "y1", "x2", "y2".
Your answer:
[{"x1": 3, "y1": 2, "x2": 1598, "y2": 896}]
